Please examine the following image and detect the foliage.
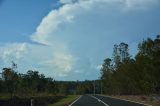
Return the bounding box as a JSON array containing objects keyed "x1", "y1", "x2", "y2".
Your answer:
[
  {"x1": 0, "y1": 64, "x2": 102, "y2": 98},
  {"x1": 0, "y1": 66, "x2": 57, "y2": 98},
  {"x1": 101, "y1": 35, "x2": 160, "y2": 95}
]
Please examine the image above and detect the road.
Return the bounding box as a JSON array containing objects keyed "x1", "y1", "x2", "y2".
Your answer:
[{"x1": 70, "y1": 95, "x2": 149, "y2": 106}]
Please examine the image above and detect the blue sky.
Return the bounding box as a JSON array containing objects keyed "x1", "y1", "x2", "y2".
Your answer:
[{"x1": 0, "y1": 0, "x2": 160, "y2": 81}]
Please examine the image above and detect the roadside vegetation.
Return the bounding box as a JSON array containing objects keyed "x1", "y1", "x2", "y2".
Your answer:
[
  {"x1": 100, "y1": 35, "x2": 160, "y2": 105},
  {"x1": 111, "y1": 95, "x2": 160, "y2": 106},
  {"x1": 0, "y1": 62, "x2": 98, "y2": 106},
  {"x1": 0, "y1": 67, "x2": 57, "y2": 99},
  {"x1": 48, "y1": 95, "x2": 80, "y2": 106},
  {"x1": 100, "y1": 35, "x2": 160, "y2": 95}
]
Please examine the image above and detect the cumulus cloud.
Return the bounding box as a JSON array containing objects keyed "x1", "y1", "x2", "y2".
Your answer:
[
  {"x1": 52, "y1": 51, "x2": 74, "y2": 73},
  {"x1": 0, "y1": 43, "x2": 28, "y2": 62},
  {"x1": 31, "y1": 0, "x2": 159, "y2": 45},
  {"x1": 60, "y1": 0, "x2": 78, "y2": 4},
  {"x1": 41, "y1": 48, "x2": 76, "y2": 76},
  {"x1": 29, "y1": 0, "x2": 159, "y2": 78},
  {"x1": 60, "y1": 0, "x2": 159, "y2": 10},
  {"x1": 31, "y1": 3, "x2": 77, "y2": 45},
  {"x1": 123, "y1": 0, "x2": 159, "y2": 10},
  {"x1": 30, "y1": 1, "x2": 82, "y2": 76}
]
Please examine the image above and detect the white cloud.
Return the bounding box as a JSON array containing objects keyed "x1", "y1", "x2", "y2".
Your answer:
[
  {"x1": 52, "y1": 51, "x2": 74, "y2": 73},
  {"x1": 60, "y1": 0, "x2": 159, "y2": 10},
  {"x1": 29, "y1": 0, "x2": 159, "y2": 78},
  {"x1": 0, "y1": 43, "x2": 28, "y2": 62},
  {"x1": 60, "y1": 0, "x2": 76, "y2": 4},
  {"x1": 31, "y1": 0, "x2": 159, "y2": 45},
  {"x1": 124, "y1": 0, "x2": 159, "y2": 10},
  {"x1": 96, "y1": 65, "x2": 102, "y2": 70},
  {"x1": 31, "y1": 3, "x2": 77, "y2": 45},
  {"x1": 42, "y1": 49, "x2": 76, "y2": 75},
  {"x1": 30, "y1": 1, "x2": 82, "y2": 76}
]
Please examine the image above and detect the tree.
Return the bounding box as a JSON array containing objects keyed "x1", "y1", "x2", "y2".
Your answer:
[
  {"x1": 2, "y1": 68, "x2": 19, "y2": 98},
  {"x1": 136, "y1": 36, "x2": 160, "y2": 94},
  {"x1": 113, "y1": 43, "x2": 129, "y2": 69},
  {"x1": 100, "y1": 58, "x2": 114, "y2": 94},
  {"x1": 100, "y1": 36, "x2": 160, "y2": 95}
]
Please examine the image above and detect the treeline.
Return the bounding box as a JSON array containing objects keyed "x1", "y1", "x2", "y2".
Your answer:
[
  {"x1": 100, "y1": 35, "x2": 160, "y2": 95},
  {"x1": 0, "y1": 67, "x2": 57, "y2": 98},
  {"x1": 0, "y1": 64, "x2": 102, "y2": 98},
  {"x1": 56, "y1": 80, "x2": 102, "y2": 95}
]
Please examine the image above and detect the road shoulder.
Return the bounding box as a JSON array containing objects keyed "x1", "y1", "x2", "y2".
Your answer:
[{"x1": 98, "y1": 95, "x2": 153, "y2": 106}]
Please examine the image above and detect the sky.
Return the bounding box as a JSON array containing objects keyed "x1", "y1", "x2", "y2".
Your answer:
[{"x1": 0, "y1": 0, "x2": 160, "y2": 81}]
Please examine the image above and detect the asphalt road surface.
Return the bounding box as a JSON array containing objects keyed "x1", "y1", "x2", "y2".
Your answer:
[{"x1": 70, "y1": 95, "x2": 149, "y2": 106}]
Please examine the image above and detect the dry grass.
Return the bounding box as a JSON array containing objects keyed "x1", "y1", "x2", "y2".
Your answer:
[
  {"x1": 48, "y1": 95, "x2": 80, "y2": 106},
  {"x1": 111, "y1": 95, "x2": 160, "y2": 106}
]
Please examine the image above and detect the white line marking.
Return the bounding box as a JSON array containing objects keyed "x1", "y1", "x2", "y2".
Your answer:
[
  {"x1": 68, "y1": 95, "x2": 82, "y2": 106},
  {"x1": 99, "y1": 95, "x2": 151, "y2": 106},
  {"x1": 90, "y1": 95, "x2": 109, "y2": 106}
]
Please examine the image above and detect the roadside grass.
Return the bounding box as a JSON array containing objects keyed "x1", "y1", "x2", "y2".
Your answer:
[
  {"x1": 48, "y1": 95, "x2": 80, "y2": 106},
  {"x1": 0, "y1": 93, "x2": 10, "y2": 100},
  {"x1": 29, "y1": 92, "x2": 55, "y2": 97},
  {"x1": 152, "y1": 102, "x2": 160, "y2": 106},
  {"x1": 0, "y1": 92, "x2": 56, "y2": 99},
  {"x1": 0, "y1": 93, "x2": 65, "y2": 106},
  {"x1": 106, "y1": 95, "x2": 160, "y2": 106}
]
